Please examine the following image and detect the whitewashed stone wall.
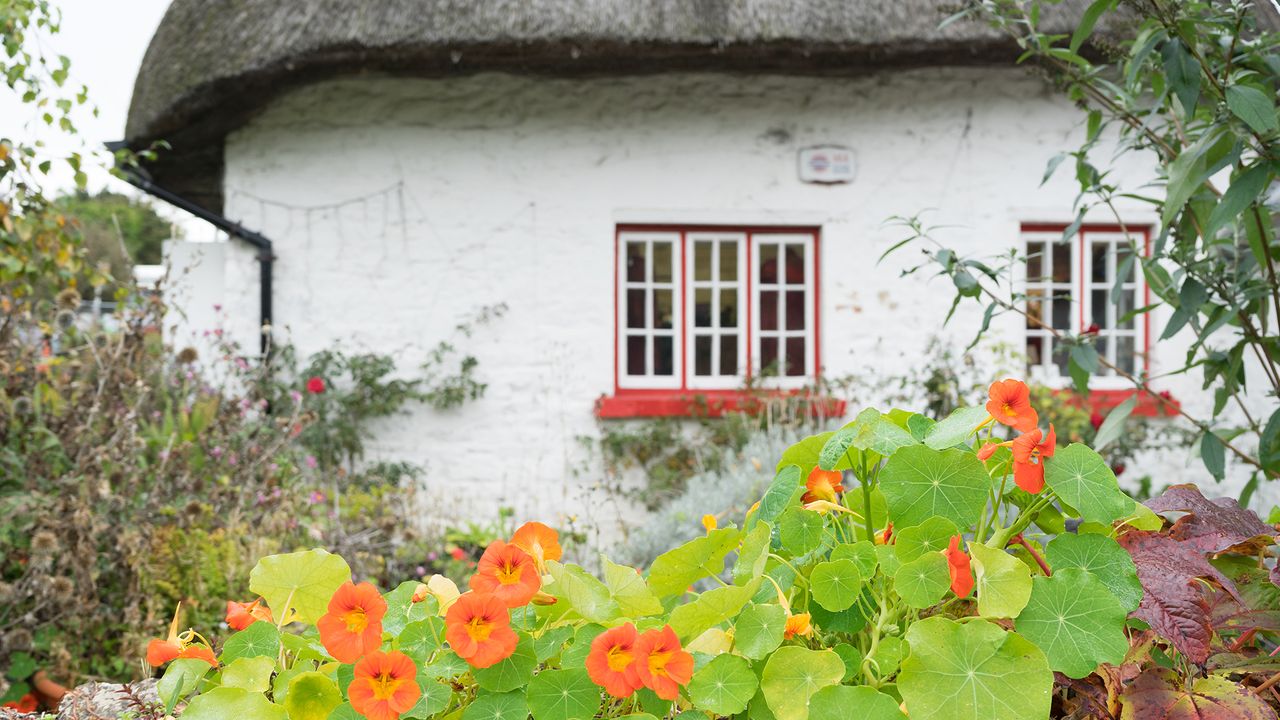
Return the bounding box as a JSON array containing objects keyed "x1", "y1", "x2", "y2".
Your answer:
[{"x1": 178, "y1": 67, "x2": 1274, "y2": 542}]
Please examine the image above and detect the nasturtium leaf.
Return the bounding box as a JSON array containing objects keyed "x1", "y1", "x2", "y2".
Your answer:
[
  {"x1": 830, "y1": 541, "x2": 878, "y2": 579},
  {"x1": 778, "y1": 507, "x2": 825, "y2": 556},
  {"x1": 748, "y1": 690, "x2": 779, "y2": 720},
  {"x1": 870, "y1": 636, "x2": 908, "y2": 677},
  {"x1": 810, "y1": 560, "x2": 863, "y2": 612},
  {"x1": 970, "y1": 543, "x2": 1033, "y2": 619},
  {"x1": 474, "y1": 634, "x2": 537, "y2": 692},
  {"x1": 688, "y1": 653, "x2": 758, "y2": 716},
  {"x1": 808, "y1": 590, "x2": 872, "y2": 635},
  {"x1": 924, "y1": 406, "x2": 989, "y2": 450},
  {"x1": 809, "y1": 685, "x2": 906, "y2": 720},
  {"x1": 1121, "y1": 666, "x2": 1277, "y2": 719},
  {"x1": 398, "y1": 617, "x2": 444, "y2": 662},
  {"x1": 462, "y1": 690, "x2": 528, "y2": 720},
  {"x1": 617, "y1": 715, "x2": 658, "y2": 720},
  {"x1": 647, "y1": 528, "x2": 742, "y2": 598},
  {"x1": 894, "y1": 517, "x2": 960, "y2": 563},
  {"x1": 686, "y1": 627, "x2": 732, "y2": 655},
  {"x1": 819, "y1": 408, "x2": 917, "y2": 470},
  {"x1": 879, "y1": 446, "x2": 989, "y2": 529},
  {"x1": 403, "y1": 680, "x2": 451, "y2": 719},
  {"x1": 279, "y1": 630, "x2": 326, "y2": 665},
  {"x1": 562, "y1": 625, "x2": 606, "y2": 668},
  {"x1": 602, "y1": 556, "x2": 663, "y2": 618},
  {"x1": 875, "y1": 545, "x2": 901, "y2": 577},
  {"x1": 220, "y1": 617, "x2": 281, "y2": 664},
  {"x1": 383, "y1": 580, "x2": 431, "y2": 635},
  {"x1": 899, "y1": 617, "x2": 1052, "y2": 720},
  {"x1": 669, "y1": 579, "x2": 761, "y2": 642},
  {"x1": 733, "y1": 521, "x2": 773, "y2": 585},
  {"x1": 760, "y1": 646, "x2": 846, "y2": 720},
  {"x1": 1015, "y1": 568, "x2": 1128, "y2": 679},
  {"x1": 546, "y1": 561, "x2": 619, "y2": 622},
  {"x1": 734, "y1": 603, "x2": 787, "y2": 660},
  {"x1": 327, "y1": 702, "x2": 360, "y2": 720},
  {"x1": 248, "y1": 548, "x2": 351, "y2": 625},
  {"x1": 893, "y1": 552, "x2": 950, "y2": 609},
  {"x1": 283, "y1": 672, "x2": 341, "y2": 720},
  {"x1": 421, "y1": 650, "x2": 470, "y2": 679},
  {"x1": 777, "y1": 432, "x2": 841, "y2": 476},
  {"x1": 180, "y1": 687, "x2": 286, "y2": 720},
  {"x1": 221, "y1": 656, "x2": 275, "y2": 692},
  {"x1": 635, "y1": 688, "x2": 671, "y2": 718},
  {"x1": 533, "y1": 625, "x2": 574, "y2": 662},
  {"x1": 271, "y1": 667, "x2": 302, "y2": 706},
  {"x1": 1043, "y1": 444, "x2": 1133, "y2": 524},
  {"x1": 760, "y1": 466, "x2": 805, "y2": 523},
  {"x1": 337, "y1": 663, "x2": 354, "y2": 695},
  {"x1": 833, "y1": 643, "x2": 863, "y2": 683},
  {"x1": 1045, "y1": 533, "x2": 1142, "y2": 612},
  {"x1": 157, "y1": 658, "x2": 209, "y2": 713},
  {"x1": 526, "y1": 669, "x2": 600, "y2": 720}
]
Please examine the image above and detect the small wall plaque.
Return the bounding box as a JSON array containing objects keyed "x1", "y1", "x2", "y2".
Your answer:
[{"x1": 798, "y1": 145, "x2": 855, "y2": 184}]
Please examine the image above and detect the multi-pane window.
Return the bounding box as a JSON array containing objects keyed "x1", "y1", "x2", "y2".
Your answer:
[
  {"x1": 617, "y1": 227, "x2": 819, "y2": 391},
  {"x1": 1023, "y1": 224, "x2": 1147, "y2": 383}
]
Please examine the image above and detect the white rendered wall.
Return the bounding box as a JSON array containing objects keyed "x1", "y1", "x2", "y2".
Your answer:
[{"x1": 210, "y1": 68, "x2": 1275, "y2": 540}]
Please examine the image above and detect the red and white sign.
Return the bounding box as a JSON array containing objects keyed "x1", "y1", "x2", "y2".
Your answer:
[{"x1": 798, "y1": 145, "x2": 855, "y2": 184}]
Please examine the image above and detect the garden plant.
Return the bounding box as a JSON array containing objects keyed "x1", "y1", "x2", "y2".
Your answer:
[{"x1": 137, "y1": 378, "x2": 1280, "y2": 719}]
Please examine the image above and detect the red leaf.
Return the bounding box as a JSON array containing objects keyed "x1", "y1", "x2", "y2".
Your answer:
[
  {"x1": 1118, "y1": 531, "x2": 1240, "y2": 665},
  {"x1": 1146, "y1": 484, "x2": 1275, "y2": 554},
  {"x1": 1120, "y1": 667, "x2": 1277, "y2": 719}
]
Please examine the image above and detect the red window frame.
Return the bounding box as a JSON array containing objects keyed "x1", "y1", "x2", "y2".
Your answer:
[
  {"x1": 598, "y1": 224, "x2": 841, "y2": 419},
  {"x1": 1021, "y1": 222, "x2": 1176, "y2": 417}
]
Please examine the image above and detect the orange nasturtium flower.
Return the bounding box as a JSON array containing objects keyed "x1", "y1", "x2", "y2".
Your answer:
[
  {"x1": 1011, "y1": 425, "x2": 1057, "y2": 494},
  {"x1": 470, "y1": 540, "x2": 541, "y2": 608},
  {"x1": 784, "y1": 613, "x2": 813, "y2": 639},
  {"x1": 585, "y1": 623, "x2": 643, "y2": 698},
  {"x1": 2, "y1": 694, "x2": 37, "y2": 712},
  {"x1": 317, "y1": 581, "x2": 388, "y2": 663},
  {"x1": 348, "y1": 649, "x2": 421, "y2": 720},
  {"x1": 986, "y1": 378, "x2": 1039, "y2": 433},
  {"x1": 802, "y1": 467, "x2": 844, "y2": 505},
  {"x1": 510, "y1": 521, "x2": 562, "y2": 570},
  {"x1": 444, "y1": 592, "x2": 518, "y2": 669},
  {"x1": 146, "y1": 603, "x2": 218, "y2": 668},
  {"x1": 944, "y1": 535, "x2": 974, "y2": 598},
  {"x1": 225, "y1": 598, "x2": 272, "y2": 631},
  {"x1": 701, "y1": 514, "x2": 718, "y2": 533},
  {"x1": 630, "y1": 625, "x2": 694, "y2": 701}
]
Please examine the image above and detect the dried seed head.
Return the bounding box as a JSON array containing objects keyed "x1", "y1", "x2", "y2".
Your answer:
[
  {"x1": 55, "y1": 309, "x2": 76, "y2": 330},
  {"x1": 4, "y1": 627, "x2": 33, "y2": 651},
  {"x1": 31, "y1": 530, "x2": 59, "y2": 555},
  {"x1": 56, "y1": 287, "x2": 81, "y2": 309},
  {"x1": 50, "y1": 576, "x2": 74, "y2": 596},
  {"x1": 12, "y1": 396, "x2": 32, "y2": 416},
  {"x1": 176, "y1": 346, "x2": 198, "y2": 364}
]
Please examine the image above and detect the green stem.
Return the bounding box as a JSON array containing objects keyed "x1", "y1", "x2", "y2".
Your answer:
[{"x1": 989, "y1": 493, "x2": 1056, "y2": 549}]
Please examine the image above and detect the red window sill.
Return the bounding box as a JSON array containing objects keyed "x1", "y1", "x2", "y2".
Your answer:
[
  {"x1": 1057, "y1": 388, "x2": 1181, "y2": 418},
  {"x1": 596, "y1": 390, "x2": 847, "y2": 419}
]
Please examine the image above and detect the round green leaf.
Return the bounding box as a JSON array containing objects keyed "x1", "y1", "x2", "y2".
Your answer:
[
  {"x1": 899, "y1": 616, "x2": 1052, "y2": 720},
  {"x1": 970, "y1": 543, "x2": 1033, "y2": 619},
  {"x1": 760, "y1": 466, "x2": 805, "y2": 523},
  {"x1": 735, "y1": 603, "x2": 787, "y2": 660},
  {"x1": 870, "y1": 636, "x2": 907, "y2": 677},
  {"x1": 893, "y1": 553, "x2": 950, "y2": 609},
  {"x1": 833, "y1": 643, "x2": 863, "y2": 683},
  {"x1": 894, "y1": 517, "x2": 960, "y2": 563},
  {"x1": 463, "y1": 691, "x2": 528, "y2": 720},
  {"x1": 327, "y1": 702, "x2": 360, "y2": 720},
  {"x1": 809, "y1": 685, "x2": 906, "y2": 720},
  {"x1": 220, "y1": 622, "x2": 281, "y2": 664},
  {"x1": 157, "y1": 658, "x2": 209, "y2": 713},
  {"x1": 526, "y1": 669, "x2": 600, "y2": 720},
  {"x1": 283, "y1": 672, "x2": 341, "y2": 720},
  {"x1": 404, "y1": 680, "x2": 451, "y2": 719},
  {"x1": 1014, "y1": 568, "x2": 1128, "y2": 679},
  {"x1": 875, "y1": 544, "x2": 901, "y2": 577},
  {"x1": 779, "y1": 507, "x2": 825, "y2": 556},
  {"x1": 561, "y1": 624, "x2": 605, "y2": 668},
  {"x1": 221, "y1": 656, "x2": 274, "y2": 692},
  {"x1": 398, "y1": 618, "x2": 444, "y2": 663},
  {"x1": 810, "y1": 560, "x2": 863, "y2": 612},
  {"x1": 688, "y1": 654, "x2": 758, "y2": 716},
  {"x1": 474, "y1": 634, "x2": 537, "y2": 692},
  {"x1": 830, "y1": 541, "x2": 878, "y2": 579},
  {"x1": 1045, "y1": 533, "x2": 1143, "y2": 613},
  {"x1": 879, "y1": 446, "x2": 989, "y2": 529},
  {"x1": 1043, "y1": 444, "x2": 1134, "y2": 524},
  {"x1": 181, "y1": 687, "x2": 287, "y2": 720},
  {"x1": 248, "y1": 548, "x2": 351, "y2": 625},
  {"x1": 760, "y1": 646, "x2": 845, "y2": 720},
  {"x1": 383, "y1": 581, "x2": 432, "y2": 635}
]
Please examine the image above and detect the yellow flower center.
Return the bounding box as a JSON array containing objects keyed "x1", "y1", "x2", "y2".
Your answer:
[
  {"x1": 342, "y1": 608, "x2": 368, "y2": 634},
  {"x1": 648, "y1": 650, "x2": 672, "y2": 678},
  {"x1": 370, "y1": 672, "x2": 404, "y2": 701},
  {"x1": 496, "y1": 560, "x2": 523, "y2": 586},
  {"x1": 465, "y1": 616, "x2": 494, "y2": 642},
  {"x1": 606, "y1": 645, "x2": 633, "y2": 672},
  {"x1": 1002, "y1": 402, "x2": 1017, "y2": 417}
]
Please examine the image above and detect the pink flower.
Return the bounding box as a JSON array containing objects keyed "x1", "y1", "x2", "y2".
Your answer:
[
  {"x1": 305, "y1": 455, "x2": 318, "y2": 469},
  {"x1": 309, "y1": 491, "x2": 326, "y2": 504},
  {"x1": 306, "y1": 377, "x2": 326, "y2": 394}
]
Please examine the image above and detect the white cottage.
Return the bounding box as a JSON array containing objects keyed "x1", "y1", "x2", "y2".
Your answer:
[{"x1": 121, "y1": 0, "x2": 1267, "y2": 528}]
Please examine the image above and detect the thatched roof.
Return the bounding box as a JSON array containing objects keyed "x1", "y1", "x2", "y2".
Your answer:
[{"x1": 125, "y1": 0, "x2": 1095, "y2": 211}]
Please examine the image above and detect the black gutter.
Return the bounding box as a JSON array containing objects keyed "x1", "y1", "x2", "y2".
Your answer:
[{"x1": 110, "y1": 152, "x2": 274, "y2": 357}]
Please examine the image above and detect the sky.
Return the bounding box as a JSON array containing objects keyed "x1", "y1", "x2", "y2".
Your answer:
[{"x1": 0, "y1": 0, "x2": 215, "y2": 239}]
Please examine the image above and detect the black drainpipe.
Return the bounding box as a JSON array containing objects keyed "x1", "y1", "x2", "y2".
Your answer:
[{"x1": 112, "y1": 160, "x2": 275, "y2": 358}]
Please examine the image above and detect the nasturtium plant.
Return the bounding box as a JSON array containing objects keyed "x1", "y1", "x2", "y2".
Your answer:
[{"x1": 134, "y1": 377, "x2": 1280, "y2": 720}]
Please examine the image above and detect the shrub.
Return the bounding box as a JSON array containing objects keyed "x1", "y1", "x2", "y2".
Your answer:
[{"x1": 141, "y1": 377, "x2": 1280, "y2": 719}]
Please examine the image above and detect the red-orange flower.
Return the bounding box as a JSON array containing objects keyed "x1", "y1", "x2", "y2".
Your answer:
[
  {"x1": 225, "y1": 598, "x2": 272, "y2": 631},
  {"x1": 629, "y1": 626, "x2": 694, "y2": 701},
  {"x1": 444, "y1": 592, "x2": 518, "y2": 669},
  {"x1": 1010, "y1": 424, "x2": 1056, "y2": 494},
  {"x1": 317, "y1": 581, "x2": 387, "y2": 663},
  {"x1": 470, "y1": 540, "x2": 541, "y2": 608},
  {"x1": 177, "y1": 645, "x2": 218, "y2": 667},
  {"x1": 784, "y1": 613, "x2": 813, "y2": 639},
  {"x1": 944, "y1": 535, "x2": 974, "y2": 598},
  {"x1": 976, "y1": 442, "x2": 1000, "y2": 461},
  {"x1": 348, "y1": 650, "x2": 421, "y2": 720},
  {"x1": 802, "y1": 467, "x2": 844, "y2": 505},
  {"x1": 585, "y1": 623, "x2": 643, "y2": 698},
  {"x1": 146, "y1": 603, "x2": 218, "y2": 668},
  {"x1": 2, "y1": 694, "x2": 37, "y2": 712},
  {"x1": 510, "y1": 521, "x2": 562, "y2": 569},
  {"x1": 986, "y1": 378, "x2": 1039, "y2": 432}
]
